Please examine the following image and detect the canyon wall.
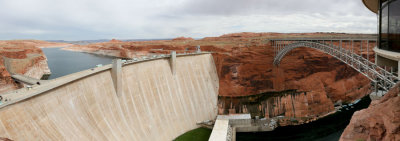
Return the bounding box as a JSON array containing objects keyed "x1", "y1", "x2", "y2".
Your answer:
[
  {"x1": 218, "y1": 90, "x2": 336, "y2": 125},
  {"x1": 0, "y1": 54, "x2": 219, "y2": 140},
  {"x1": 340, "y1": 84, "x2": 400, "y2": 141},
  {"x1": 63, "y1": 33, "x2": 374, "y2": 121},
  {"x1": 0, "y1": 40, "x2": 70, "y2": 94}
]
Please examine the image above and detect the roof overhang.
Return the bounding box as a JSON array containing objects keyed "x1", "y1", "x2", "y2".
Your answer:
[{"x1": 362, "y1": 0, "x2": 379, "y2": 14}]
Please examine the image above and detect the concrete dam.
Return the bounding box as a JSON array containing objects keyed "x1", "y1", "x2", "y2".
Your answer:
[{"x1": 0, "y1": 53, "x2": 219, "y2": 140}]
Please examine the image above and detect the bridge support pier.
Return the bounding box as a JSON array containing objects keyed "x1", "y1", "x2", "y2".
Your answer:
[{"x1": 112, "y1": 59, "x2": 122, "y2": 97}]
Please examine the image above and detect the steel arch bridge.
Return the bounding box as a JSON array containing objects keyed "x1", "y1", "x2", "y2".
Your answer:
[{"x1": 270, "y1": 39, "x2": 399, "y2": 92}]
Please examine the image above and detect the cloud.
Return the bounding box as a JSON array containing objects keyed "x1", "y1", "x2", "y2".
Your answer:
[
  {"x1": 0, "y1": 0, "x2": 377, "y2": 40},
  {"x1": 173, "y1": 0, "x2": 371, "y2": 16}
]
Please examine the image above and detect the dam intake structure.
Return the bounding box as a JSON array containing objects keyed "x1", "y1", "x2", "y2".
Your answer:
[
  {"x1": 0, "y1": 52, "x2": 219, "y2": 140},
  {"x1": 10, "y1": 74, "x2": 49, "y2": 85}
]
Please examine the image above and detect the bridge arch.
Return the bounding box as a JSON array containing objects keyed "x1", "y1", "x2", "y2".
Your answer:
[{"x1": 271, "y1": 40, "x2": 398, "y2": 91}]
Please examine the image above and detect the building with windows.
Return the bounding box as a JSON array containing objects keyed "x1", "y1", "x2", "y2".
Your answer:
[{"x1": 363, "y1": 0, "x2": 400, "y2": 76}]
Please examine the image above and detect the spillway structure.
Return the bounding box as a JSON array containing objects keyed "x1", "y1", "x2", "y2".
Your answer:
[{"x1": 0, "y1": 52, "x2": 219, "y2": 140}]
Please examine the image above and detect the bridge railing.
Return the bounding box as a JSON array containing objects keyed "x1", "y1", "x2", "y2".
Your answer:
[
  {"x1": 271, "y1": 38, "x2": 377, "y2": 62},
  {"x1": 270, "y1": 38, "x2": 399, "y2": 92}
]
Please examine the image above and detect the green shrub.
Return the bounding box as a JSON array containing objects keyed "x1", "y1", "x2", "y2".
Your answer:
[{"x1": 174, "y1": 128, "x2": 212, "y2": 141}]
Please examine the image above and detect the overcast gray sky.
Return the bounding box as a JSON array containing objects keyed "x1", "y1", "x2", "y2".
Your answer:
[{"x1": 0, "y1": 0, "x2": 377, "y2": 40}]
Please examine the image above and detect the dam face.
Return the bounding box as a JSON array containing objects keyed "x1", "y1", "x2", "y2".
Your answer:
[{"x1": 0, "y1": 53, "x2": 219, "y2": 140}]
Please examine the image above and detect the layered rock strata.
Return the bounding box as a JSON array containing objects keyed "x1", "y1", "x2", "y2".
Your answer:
[
  {"x1": 0, "y1": 40, "x2": 70, "y2": 94},
  {"x1": 340, "y1": 84, "x2": 400, "y2": 141}
]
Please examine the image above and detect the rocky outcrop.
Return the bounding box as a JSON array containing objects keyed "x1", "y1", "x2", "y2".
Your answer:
[
  {"x1": 62, "y1": 32, "x2": 375, "y2": 122},
  {"x1": 172, "y1": 37, "x2": 195, "y2": 41},
  {"x1": 0, "y1": 137, "x2": 13, "y2": 141},
  {"x1": 110, "y1": 39, "x2": 122, "y2": 43},
  {"x1": 340, "y1": 84, "x2": 400, "y2": 141},
  {"x1": 0, "y1": 40, "x2": 69, "y2": 94},
  {"x1": 0, "y1": 57, "x2": 17, "y2": 94}
]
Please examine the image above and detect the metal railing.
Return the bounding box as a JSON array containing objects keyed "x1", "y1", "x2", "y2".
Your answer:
[{"x1": 270, "y1": 38, "x2": 399, "y2": 92}]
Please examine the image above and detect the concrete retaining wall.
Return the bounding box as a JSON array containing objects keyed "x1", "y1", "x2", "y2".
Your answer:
[{"x1": 0, "y1": 53, "x2": 219, "y2": 140}]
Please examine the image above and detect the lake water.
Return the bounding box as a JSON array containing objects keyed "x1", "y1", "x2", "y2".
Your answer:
[{"x1": 42, "y1": 47, "x2": 115, "y2": 79}]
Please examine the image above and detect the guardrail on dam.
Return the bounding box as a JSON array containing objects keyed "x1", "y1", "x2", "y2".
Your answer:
[{"x1": 0, "y1": 52, "x2": 219, "y2": 140}]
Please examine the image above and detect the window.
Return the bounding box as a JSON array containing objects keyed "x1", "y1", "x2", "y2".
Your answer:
[
  {"x1": 380, "y1": 0, "x2": 389, "y2": 50},
  {"x1": 389, "y1": 0, "x2": 400, "y2": 51},
  {"x1": 379, "y1": 0, "x2": 400, "y2": 52}
]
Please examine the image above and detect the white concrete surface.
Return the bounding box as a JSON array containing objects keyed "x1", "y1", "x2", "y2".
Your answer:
[
  {"x1": 217, "y1": 114, "x2": 252, "y2": 127},
  {"x1": 111, "y1": 59, "x2": 122, "y2": 97},
  {"x1": 374, "y1": 47, "x2": 400, "y2": 77},
  {"x1": 0, "y1": 53, "x2": 219, "y2": 141},
  {"x1": 209, "y1": 119, "x2": 230, "y2": 141},
  {"x1": 217, "y1": 114, "x2": 251, "y2": 120}
]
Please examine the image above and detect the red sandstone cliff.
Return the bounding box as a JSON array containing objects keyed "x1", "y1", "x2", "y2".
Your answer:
[
  {"x1": 0, "y1": 40, "x2": 70, "y2": 94},
  {"x1": 340, "y1": 84, "x2": 400, "y2": 141},
  {"x1": 63, "y1": 32, "x2": 375, "y2": 121}
]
